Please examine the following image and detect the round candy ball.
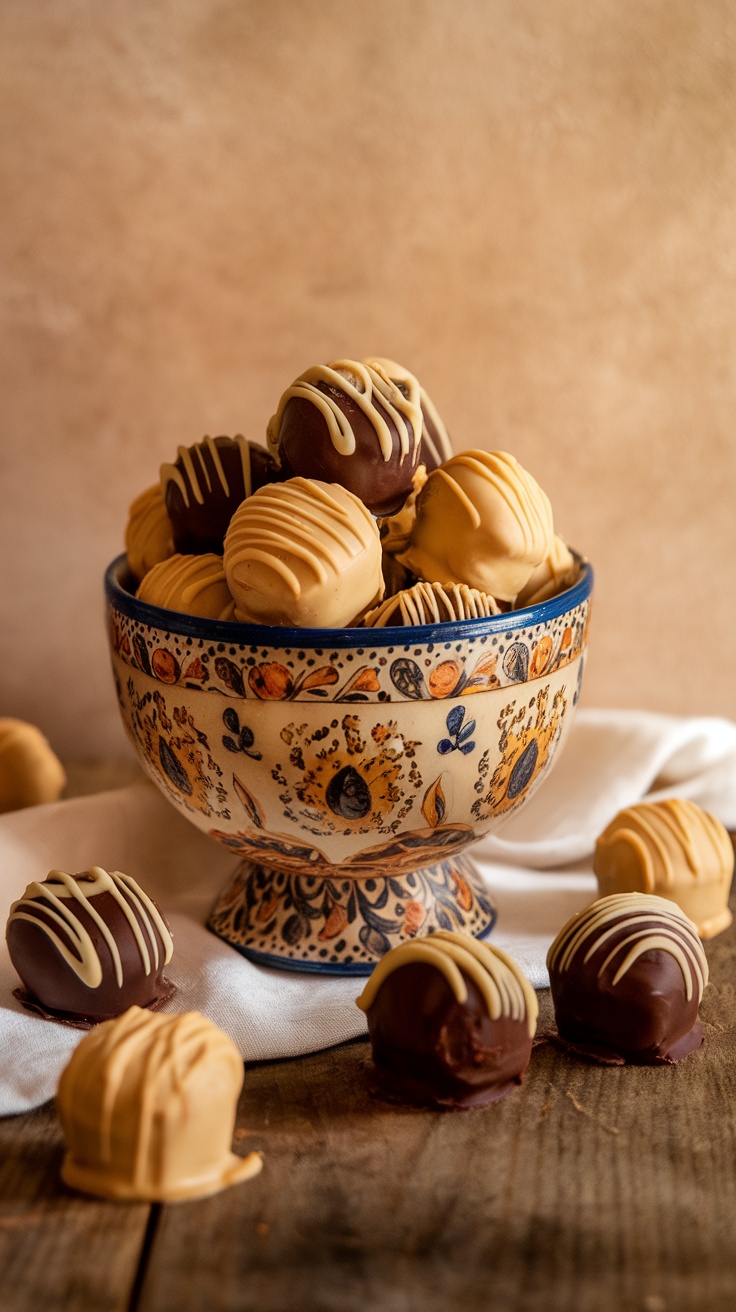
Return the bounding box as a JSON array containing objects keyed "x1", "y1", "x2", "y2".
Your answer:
[
  {"x1": 160, "y1": 435, "x2": 281, "y2": 555},
  {"x1": 7, "y1": 866, "x2": 174, "y2": 1024},
  {"x1": 356, "y1": 930, "x2": 538, "y2": 1108},
  {"x1": 266, "y1": 360, "x2": 423, "y2": 517},
  {"x1": 0, "y1": 719, "x2": 66, "y2": 814},
  {"x1": 547, "y1": 892, "x2": 709, "y2": 1065}
]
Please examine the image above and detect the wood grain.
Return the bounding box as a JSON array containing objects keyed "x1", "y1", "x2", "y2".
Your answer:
[
  {"x1": 0, "y1": 1101, "x2": 150, "y2": 1312},
  {"x1": 1, "y1": 896, "x2": 735, "y2": 1311}
]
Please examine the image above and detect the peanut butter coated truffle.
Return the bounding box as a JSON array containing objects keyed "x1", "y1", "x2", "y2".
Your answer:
[
  {"x1": 357, "y1": 931, "x2": 538, "y2": 1108},
  {"x1": 125, "y1": 485, "x2": 175, "y2": 583},
  {"x1": 136, "y1": 553, "x2": 236, "y2": 621},
  {"x1": 0, "y1": 719, "x2": 66, "y2": 814},
  {"x1": 224, "y1": 478, "x2": 384, "y2": 627},
  {"x1": 362, "y1": 580, "x2": 500, "y2": 628},
  {"x1": 515, "y1": 535, "x2": 578, "y2": 608},
  {"x1": 57, "y1": 1008, "x2": 262, "y2": 1201},
  {"x1": 398, "y1": 451, "x2": 554, "y2": 602},
  {"x1": 547, "y1": 893, "x2": 709, "y2": 1065},
  {"x1": 594, "y1": 799, "x2": 734, "y2": 938},
  {"x1": 7, "y1": 866, "x2": 174, "y2": 1023},
  {"x1": 266, "y1": 360, "x2": 423, "y2": 516}
]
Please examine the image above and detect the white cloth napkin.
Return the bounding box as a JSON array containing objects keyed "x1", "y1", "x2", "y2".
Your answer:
[{"x1": 1, "y1": 708, "x2": 735, "y2": 1116}]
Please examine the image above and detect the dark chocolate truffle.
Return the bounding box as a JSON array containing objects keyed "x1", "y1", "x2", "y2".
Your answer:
[
  {"x1": 356, "y1": 931, "x2": 538, "y2": 1108},
  {"x1": 364, "y1": 357, "x2": 453, "y2": 472},
  {"x1": 160, "y1": 435, "x2": 281, "y2": 555},
  {"x1": 266, "y1": 361, "x2": 422, "y2": 517},
  {"x1": 547, "y1": 892, "x2": 708, "y2": 1065},
  {"x1": 7, "y1": 866, "x2": 174, "y2": 1024}
]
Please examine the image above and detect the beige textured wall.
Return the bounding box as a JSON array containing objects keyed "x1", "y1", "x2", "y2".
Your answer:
[{"x1": 2, "y1": 0, "x2": 736, "y2": 757}]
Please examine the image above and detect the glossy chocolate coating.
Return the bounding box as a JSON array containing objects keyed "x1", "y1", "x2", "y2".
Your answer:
[
  {"x1": 163, "y1": 437, "x2": 281, "y2": 555},
  {"x1": 275, "y1": 384, "x2": 420, "y2": 518},
  {"x1": 365, "y1": 961, "x2": 533, "y2": 1108},
  {"x1": 548, "y1": 899, "x2": 706, "y2": 1065},
  {"x1": 7, "y1": 874, "x2": 173, "y2": 1024}
]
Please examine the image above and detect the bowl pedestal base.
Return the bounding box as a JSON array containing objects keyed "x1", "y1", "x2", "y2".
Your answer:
[{"x1": 207, "y1": 851, "x2": 496, "y2": 975}]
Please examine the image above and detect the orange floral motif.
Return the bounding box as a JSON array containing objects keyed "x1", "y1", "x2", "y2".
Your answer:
[
  {"x1": 429, "y1": 660, "x2": 463, "y2": 698},
  {"x1": 318, "y1": 902, "x2": 349, "y2": 940},
  {"x1": 530, "y1": 635, "x2": 553, "y2": 678},
  {"x1": 403, "y1": 900, "x2": 428, "y2": 936}
]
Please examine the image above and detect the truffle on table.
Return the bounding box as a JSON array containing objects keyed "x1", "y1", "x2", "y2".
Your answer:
[
  {"x1": 0, "y1": 719, "x2": 66, "y2": 814},
  {"x1": 6, "y1": 866, "x2": 174, "y2": 1025},
  {"x1": 547, "y1": 892, "x2": 709, "y2": 1065},
  {"x1": 57, "y1": 1007, "x2": 262, "y2": 1201},
  {"x1": 266, "y1": 360, "x2": 423, "y2": 517},
  {"x1": 160, "y1": 435, "x2": 281, "y2": 555},
  {"x1": 356, "y1": 930, "x2": 538, "y2": 1109},
  {"x1": 594, "y1": 798, "x2": 733, "y2": 939}
]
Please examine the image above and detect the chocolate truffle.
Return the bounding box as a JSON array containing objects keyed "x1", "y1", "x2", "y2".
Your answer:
[
  {"x1": 7, "y1": 867, "x2": 174, "y2": 1024},
  {"x1": 364, "y1": 357, "x2": 453, "y2": 471},
  {"x1": 398, "y1": 451, "x2": 554, "y2": 602},
  {"x1": 0, "y1": 719, "x2": 66, "y2": 814},
  {"x1": 356, "y1": 931, "x2": 538, "y2": 1108},
  {"x1": 594, "y1": 799, "x2": 734, "y2": 939},
  {"x1": 125, "y1": 484, "x2": 175, "y2": 583},
  {"x1": 57, "y1": 1007, "x2": 262, "y2": 1201},
  {"x1": 224, "y1": 478, "x2": 384, "y2": 628},
  {"x1": 266, "y1": 360, "x2": 423, "y2": 517},
  {"x1": 362, "y1": 580, "x2": 500, "y2": 628},
  {"x1": 515, "y1": 535, "x2": 578, "y2": 608},
  {"x1": 547, "y1": 892, "x2": 709, "y2": 1065},
  {"x1": 160, "y1": 435, "x2": 281, "y2": 555},
  {"x1": 136, "y1": 552, "x2": 236, "y2": 621}
]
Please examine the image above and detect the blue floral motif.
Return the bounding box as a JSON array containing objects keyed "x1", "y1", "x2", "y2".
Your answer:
[{"x1": 437, "y1": 705, "x2": 476, "y2": 756}]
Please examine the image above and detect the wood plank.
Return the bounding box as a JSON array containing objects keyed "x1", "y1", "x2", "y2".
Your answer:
[
  {"x1": 0, "y1": 1101, "x2": 150, "y2": 1312},
  {"x1": 134, "y1": 902, "x2": 736, "y2": 1312}
]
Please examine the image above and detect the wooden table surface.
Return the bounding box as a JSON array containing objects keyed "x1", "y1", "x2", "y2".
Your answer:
[{"x1": 1, "y1": 771, "x2": 735, "y2": 1311}]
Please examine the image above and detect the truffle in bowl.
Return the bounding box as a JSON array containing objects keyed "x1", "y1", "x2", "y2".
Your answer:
[{"x1": 105, "y1": 554, "x2": 592, "y2": 974}]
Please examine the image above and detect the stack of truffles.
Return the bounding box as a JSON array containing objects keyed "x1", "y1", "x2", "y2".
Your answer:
[{"x1": 126, "y1": 358, "x2": 580, "y2": 629}]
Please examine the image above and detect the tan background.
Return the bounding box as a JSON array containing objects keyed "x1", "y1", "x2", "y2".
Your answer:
[{"x1": 1, "y1": 0, "x2": 735, "y2": 758}]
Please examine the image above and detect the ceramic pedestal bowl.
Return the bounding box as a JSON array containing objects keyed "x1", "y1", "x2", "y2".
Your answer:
[{"x1": 105, "y1": 555, "x2": 593, "y2": 974}]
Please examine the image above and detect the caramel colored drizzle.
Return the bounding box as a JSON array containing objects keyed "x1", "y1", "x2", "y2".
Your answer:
[
  {"x1": 596, "y1": 799, "x2": 734, "y2": 893},
  {"x1": 362, "y1": 581, "x2": 500, "y2": 627},
  {"x1": 437, "y1": 452, "x2": 553, "y2": 554},
  {"x1": 267, "y1": 361, "x2": 422, "y2": 464},
  {"x1": 224, "y1": 479, "x2": 378, "y2": 600},
  {"x1": 159, "y1": 435, "x2": 252, "y2": 509},
  {"x1": 547, "y1": 893, "x2": 708, "y2": 1003},
  {"x1": 363, "y1": 357, "x2": 452, "y2": 468},
  {"x1": 136, "y1": 553, "x2": 235, "y2": 620},
  {"x1": 8, "y1": 867, "x2": 173, "y2": 991},
  {"x1": 356, "y1": 930, "x2": 538, "y2": 1037}
]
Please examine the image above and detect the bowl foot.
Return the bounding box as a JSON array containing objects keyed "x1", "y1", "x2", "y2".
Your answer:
[{"x1": 207, "y1": 853, "x2": 496, "y2": 975}]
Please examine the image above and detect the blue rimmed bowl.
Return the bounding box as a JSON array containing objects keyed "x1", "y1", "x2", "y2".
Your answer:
[{"x1": 105, "y1": 555, "x2": 593, "y2": 974}]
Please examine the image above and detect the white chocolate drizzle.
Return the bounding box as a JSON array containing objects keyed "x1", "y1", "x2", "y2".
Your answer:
[
  {"x1": 362, "y1": 580, "x2": 500, "y2": 627},
  {"x1": 356, "y1": 930, "x2": 538, "y2": 1037},
  {"x1": 546, "y1": 893, "x2": 708, "y2": 1003},
  {"x1": 266, "y1": 360, "x2": 423, "y2": 465},
  {"x1": 8, "y1": 867, "x2": 173, "y2": 991},
  {"x1": 159, "y1": 435, "x2": 253, "y2": 509}
]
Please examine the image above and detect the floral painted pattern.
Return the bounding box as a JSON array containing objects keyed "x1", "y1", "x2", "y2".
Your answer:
[{"x1": 109, "y1": 596, "x2": 590, "y2": 704}]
